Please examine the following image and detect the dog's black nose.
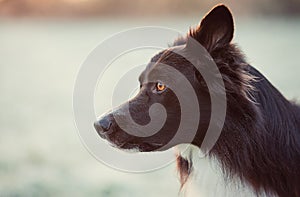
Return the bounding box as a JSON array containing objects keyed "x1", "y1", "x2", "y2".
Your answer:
[{"x1": 94, "y1": 117, "x2": 112, "y2": 132}]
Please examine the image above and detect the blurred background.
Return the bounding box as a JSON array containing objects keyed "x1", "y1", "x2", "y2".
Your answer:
[{"x1": 0, "y1": 0, "x2": 299, "y2": 197}]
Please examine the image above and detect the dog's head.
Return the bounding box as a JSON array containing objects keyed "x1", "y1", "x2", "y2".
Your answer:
[{"x1": 94, "y1": 5, "x2": 248, "y2": 152}]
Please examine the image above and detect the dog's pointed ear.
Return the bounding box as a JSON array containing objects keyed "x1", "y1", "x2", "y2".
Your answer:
[{"x1": 188, "y1": 5, "x2": 234, "y2": 52}]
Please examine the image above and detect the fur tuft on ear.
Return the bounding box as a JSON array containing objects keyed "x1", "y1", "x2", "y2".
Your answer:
[{"x1": 189, "y1": 4, "x2": 234, "y2": 52}]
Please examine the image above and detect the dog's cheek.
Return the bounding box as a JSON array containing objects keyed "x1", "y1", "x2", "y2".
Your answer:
[{"x1": 129, "y1": 100, "x2": 151, "y2": 126}]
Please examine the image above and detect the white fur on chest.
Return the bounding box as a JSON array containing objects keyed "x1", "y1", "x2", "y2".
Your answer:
[{"x1": 176, "y1": 144, "x2": 262, "y2": 197}]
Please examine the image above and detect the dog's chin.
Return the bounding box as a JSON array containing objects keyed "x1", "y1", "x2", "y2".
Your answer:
[
  {"x1": 105, "y1": 138, "x2": 163, "y2": 152},
  {"x1": 118, "y1": 142, "x2": 163, "y2": 152}
]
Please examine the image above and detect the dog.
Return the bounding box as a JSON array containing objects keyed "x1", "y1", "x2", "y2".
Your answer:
[{"x1": 94, "y1": 4, "x2": 300, "y2": 197}]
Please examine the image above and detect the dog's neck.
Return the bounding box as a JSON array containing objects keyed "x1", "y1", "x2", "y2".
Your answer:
[
  {"x1": 176, "y1": 94, "x2": 262, "y2": 196},
  {"x1": 177, "y1": 69, "x2": 300, "y2": 197},
  {"x1": 176, "y1": 144, "x2": 264, "y2": 197}
]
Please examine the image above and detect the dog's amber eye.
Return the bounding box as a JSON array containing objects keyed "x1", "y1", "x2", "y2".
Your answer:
[{"x1": 156, "y1": 82, "x2": 166, "y2": 92}]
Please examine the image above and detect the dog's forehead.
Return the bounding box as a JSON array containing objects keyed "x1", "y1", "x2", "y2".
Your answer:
[
  {"x1": 139, "y1": 45, "x2": 186, "y2": 83},
  {"x1": 138, "y1": 50, "x2": 165, "y2": 83}
]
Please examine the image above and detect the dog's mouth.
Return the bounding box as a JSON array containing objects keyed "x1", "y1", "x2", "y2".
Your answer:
[{"x1": 94, "y1": 120, "x2": 163, "y2": 151}]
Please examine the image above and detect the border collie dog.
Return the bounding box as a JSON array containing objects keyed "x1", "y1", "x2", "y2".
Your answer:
[{"x1": 94, "y1": 5, "x2": 300, "y2": 197}]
